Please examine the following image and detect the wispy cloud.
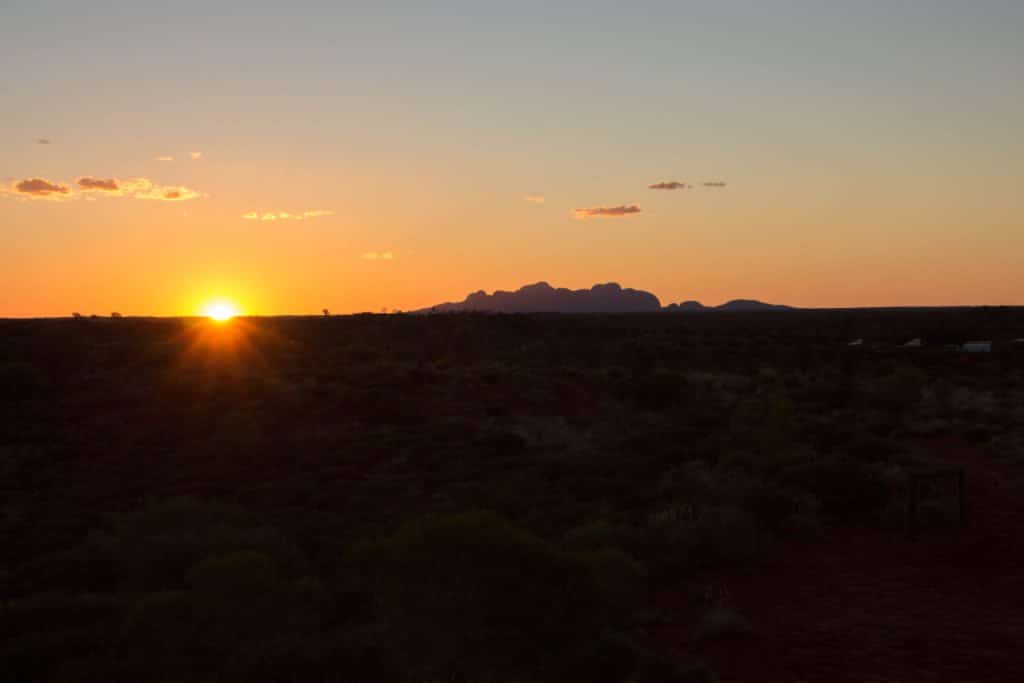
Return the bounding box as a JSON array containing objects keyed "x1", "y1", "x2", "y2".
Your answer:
[
  {"x1": 189, "y1": 151, "x2": 203, "y2": 160},
  {"x1": 138, "y1": 185, "x2": 200, "y2": 201},
  {"x1": 154, "y1": 156, "x2": 174, "y2": 162},
  {"x1": 573, "y1": 204, "x2": 642, "y2": 219},
  {"x1": 242, "y1": 209, "x2": 334, "y2": 221},
  {"x1": 77, "y1": 177, "x2": 120, "y2": 192},
  {"x1": 649, "y1": 180, "x2": 727, "y2": 190},
  {"x1": 35, "y1": 138, "x2": 52, "y2": 145},
  {"x1": 361, "y1": 251, "x2": 394, "y2": 261},
  {"x1": 523, "y1": 195, "x2": 545, "y2": 204},
  {"x1": 3, "y1": 177, "x2": 71, "y2": 199},
  {"x1": 93, "y1": 177, "x2": 202, "y2": 201},
  {"x1": 4, "y1": 176, "x2": 201, "y2": 202}
]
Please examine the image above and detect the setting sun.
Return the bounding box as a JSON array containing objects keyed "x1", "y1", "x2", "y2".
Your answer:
[{"x1": 201, "y1": 300, "x2": 239, "y2": 322}]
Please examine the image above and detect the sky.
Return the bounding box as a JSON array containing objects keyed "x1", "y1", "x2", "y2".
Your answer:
[{"x1": 2, "y1": 1, "x2": 1022, "y2": 316}]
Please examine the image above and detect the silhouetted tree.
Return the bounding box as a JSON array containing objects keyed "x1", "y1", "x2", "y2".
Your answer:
[{"x1": 322, "y1": 308, "x2": 330, "y2": 317}]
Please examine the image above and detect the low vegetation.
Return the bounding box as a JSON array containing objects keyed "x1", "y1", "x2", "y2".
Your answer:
[{"x1": 1, "y1": 309, "x2": 1022, "y2": 681}]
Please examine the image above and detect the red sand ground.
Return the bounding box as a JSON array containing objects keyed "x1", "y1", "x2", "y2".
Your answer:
[{"x1": 651, "y1": 439, "x2": 1024, "y2": 682}]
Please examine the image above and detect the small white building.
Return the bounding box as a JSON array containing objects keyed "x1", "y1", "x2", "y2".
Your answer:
[
  {"x1": 847, "y1": 338, "x2": 863, "y2": 347},
  {"x1": 962, "y1": 341, "x2": 992, "y2": 353},
  {"x1": 903, "y1": 338, "x2": 923, "y2": 348}
]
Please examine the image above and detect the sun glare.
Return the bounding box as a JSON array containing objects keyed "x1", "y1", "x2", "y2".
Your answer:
[{"x1": 202, "y1": 300, "x2": 239, "y2": 322}]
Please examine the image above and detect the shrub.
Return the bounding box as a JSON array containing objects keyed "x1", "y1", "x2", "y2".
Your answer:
[
  {"x1": 7, "y1": 530, "x2": 120, "y2": 597},
  {"x1": 844, "y1": 434, "x2": 902, "y2": 463},
  {"x1": 187, "y1": 550, "x2": 279, "y2": 596},
  {"x1": 631, "y1": 369, "x2": 686, "y2": 412},
  {"x1": 962, "y1": 426, "x2": 993, "y2": 444},
  {"x1": 353, "y1": 511, "x2": 641, "y2": 682},
  {"x1": 871, "y1": 365, "x2": 928, "y2": 413},
  {"x1": 729, "y1": 394, "x2": 796, "y2": 455},
  {"x1": 780, "y1": 513, "x2": 824, "y2": 541},
  {"x1": 573, "y1": 630, "x2": 643, "y2": 683},
  {"x1": 573, "y1": 630, "x2": 717, "y2": 683},
  {"x1": 0, "y1": 593, "x2": 123, "y2": 642},
  {"x1": 0, "y1": 363, "x2": 45, "y2": 401},
  {"x1": 740, "y1": 485, "x2": 802, "y2": 536},
  {"x1": 609, "y1": 504, "x2": 766, "y2": 580},
  {"x1": 123, "y1": 553, "x2": 328, "y2": 677},
  {"x1": 0, "y1": 592, "x2": 124, "y2": 681},
  {"x1": 222, "y1": 630, "x2": 401, "y2": 683},
  {"x1": 781, "y1": 458, "x2": 889, "y2": 524},
  {"x1": 691, "y1": 506, "x2": 764, "y2": 568},
  {"x1": 581, "y1": 547, "x2": 647, "y2": 617},
  {"x1": 621, "y1": 523, "x2": 697, "y2": 582},
  {"x1": 112, "y1": 498, "x2": 306, "y2": 591},
  {"x1": 693, "y1": 608, "x2": 754, "y2": 643},
  {"x1": 564, "y1": 519, "x2": 633, "y2": 552},
  {"x1": 122, "y1": 590, "x2": 194, "y2": 660},
  {"x1": 631, "y1": 652, "x2": 718, "y2": 683}
]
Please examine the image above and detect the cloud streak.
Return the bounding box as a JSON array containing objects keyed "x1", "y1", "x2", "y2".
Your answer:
[
  {"x1": 35, "y1": 138, "x2": 52, "y2": 145},
  {"x1": 523, "y1": 195, "x2": 545, "y2": 204},
  {"x1": 93, "y1": 178, "x2": 202, "y2": 201},
  {"x1": 242, "y1": 210, "x2": 335, "y2": 221},
  {"x1": 139, "y1": 185, "x2": 200, "y2": 201},
  {"x1": 4, "y1": 177, "x2": 71, "y2": 199},
  {"x1": 361, "y1": 251, "x2": 394, "y2": 261},
  {"x1": 4, "y1": 176, "x2": 201, "y2": 202},
  {"x1": 649, "y1": 180, "x2": 727, "y2": 190},
  {"x1": 154, "y1": 156, "x2": 174, "y2": 162},
  {"x1": 573, "y1": 204, "x2": 642, "y2": 219},
  {"x1": 77, "y1": 177, "x2": 120, "y2": 192}
]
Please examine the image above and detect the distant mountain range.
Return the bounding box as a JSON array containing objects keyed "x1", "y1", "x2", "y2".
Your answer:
[
  {"x1": 422, "y1": 282, "x2": 794, "y2": 313},
  {"x1": 665, "y1": 298, "x2": 795, "y2": 312}
]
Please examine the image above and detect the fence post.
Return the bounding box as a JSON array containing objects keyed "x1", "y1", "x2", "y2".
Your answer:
[
  {"x1": 958, "y1": 469, "x2": 967, "y2": 525},
  {"x1": 907, "y1": 475, "x2": 918, "y2": 541}
]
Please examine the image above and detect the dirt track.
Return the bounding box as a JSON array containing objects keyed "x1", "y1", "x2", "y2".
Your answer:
[{"x1": 652, "y1": 439, "x2": 1024, "y2": 682}]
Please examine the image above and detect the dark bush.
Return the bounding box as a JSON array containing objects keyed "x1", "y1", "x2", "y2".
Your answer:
[
  {"x1": 0, "y1": 594, "x2": 123, "y2": 682},
  {"x1": 574, "y1": 630, "x2": 717, "y2": 683},
  {"x1": 112, "y1": 498, "x2": 307, "y2": 591},
  {"x1": 354, "y1": 511, "x2": 643, "y2": 682},
  {"x1": 962, "y1": 426, "x2": 992, "y2": 444},
  {"x1": 122, "y1": 552, "x2": 328, "y2": 679},
  {"x1": 0, "y1": 363, "x2": 46, "y2": 401},
  {"x1": 631, "y1": 369, "x2": 686, "y2": 412},
  {"x1": 729, "y1": 394, "x2": 796, "y2": 455},
  {"x1": 844, "y1": 434, "x2": 902, "y2": 463},
  {"x1": 691, "y1": 506, "x2": 764, "y2": 568},
  {"x1": 781, "y1": 458, "x2": 889, "y2": 524},
  {"x1": 871, "y1": 365, "x2": 928, "y2": 413},
  {"x1": 741, "y1": 485, "x2": 802, "y2": 536}
]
